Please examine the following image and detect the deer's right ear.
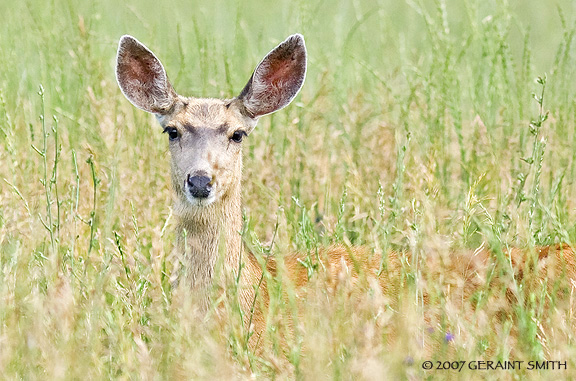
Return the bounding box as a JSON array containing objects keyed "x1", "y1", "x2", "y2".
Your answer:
[
  {"x1": 116, "y1": 35, "x2": 178, "y2": 114},
  {"x1": 236, "y1": 34, "x2": 307, "y2": 119}
]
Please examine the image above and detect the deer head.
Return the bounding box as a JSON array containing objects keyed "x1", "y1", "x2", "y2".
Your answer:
[{"x1": 116, "y1": 35, "x2": 307, "y2": 213}]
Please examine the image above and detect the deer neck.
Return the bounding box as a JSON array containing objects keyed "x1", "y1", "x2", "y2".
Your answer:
[{"x1": 175, "y1": 180, "x2": 244, "y2": 290}]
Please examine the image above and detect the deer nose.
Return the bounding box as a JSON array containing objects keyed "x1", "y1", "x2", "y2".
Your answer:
[{"x1": 187, "y1": 175, "x2": 212, "y2": 198}]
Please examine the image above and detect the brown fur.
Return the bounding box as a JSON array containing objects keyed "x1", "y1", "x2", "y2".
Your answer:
[{"x1": 116, "y1": 34, "x2": 576, "y2": 349}]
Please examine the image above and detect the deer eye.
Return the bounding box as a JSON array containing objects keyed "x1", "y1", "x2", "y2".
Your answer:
[
  {"x1": 230, "y1": 130, "x2": 247, "y2": 143},
  {"x1": 163, "y1": 126, "x2": 179, "y2": 141}
]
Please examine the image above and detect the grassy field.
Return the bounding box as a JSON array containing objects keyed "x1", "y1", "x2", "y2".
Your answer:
[{"x1": 2, "y1": 0, "x2": 576, "y2": 379}]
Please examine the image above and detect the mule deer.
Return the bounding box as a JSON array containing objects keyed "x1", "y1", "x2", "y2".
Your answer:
[{"x1": 116, "y1": 34, "x2": 576, "y2": 346}]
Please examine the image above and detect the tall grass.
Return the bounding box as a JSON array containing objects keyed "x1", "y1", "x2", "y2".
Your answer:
[{"x1": 1, "y1": 0, "x2": 576, "y2": 378}]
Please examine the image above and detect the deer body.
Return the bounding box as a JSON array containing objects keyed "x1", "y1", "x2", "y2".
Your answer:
[
  {"x1": 116, "y1": 34, "x2": 576, "y2": 346},
  {"x1": 116, "y1": 35, "x2": 314, "y2": 332}
]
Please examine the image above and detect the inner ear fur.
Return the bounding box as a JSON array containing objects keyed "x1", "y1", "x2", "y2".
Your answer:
[
  {"x1": 116, "y1": 35, "x2": 178, "y2": 114},
  {"x1": 237, "y1": 34, "x2": 307, "y2": 119}
]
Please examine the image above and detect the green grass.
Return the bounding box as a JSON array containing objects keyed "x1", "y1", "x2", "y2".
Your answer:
[{"x1": 2, "y1": 0, "x2": 576, "y2": 378}]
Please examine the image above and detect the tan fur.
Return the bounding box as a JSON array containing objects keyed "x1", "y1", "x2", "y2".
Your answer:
[{"x1": 116, "y1": 34, "x2": 576, "y2": 349}]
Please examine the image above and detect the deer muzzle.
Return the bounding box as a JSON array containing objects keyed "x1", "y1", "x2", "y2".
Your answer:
[{"x1": 187, "y1": 174, "x2": 213, "y2": 199}]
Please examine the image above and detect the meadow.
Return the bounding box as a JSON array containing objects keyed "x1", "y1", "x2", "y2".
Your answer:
[{"x1": 1, "y1": 0, "x2": 576, "y2": 379}]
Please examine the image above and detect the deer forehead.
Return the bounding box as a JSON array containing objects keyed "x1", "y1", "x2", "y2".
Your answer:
[{"x1": 160, "y1": 97, "x2": 249, "y2": 132}]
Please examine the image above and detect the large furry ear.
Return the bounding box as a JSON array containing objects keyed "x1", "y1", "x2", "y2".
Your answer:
[
  {"x1": 116, "y1": 35, "x2": 178, "y2": 114},
  {"x1": 237, "y1": 34, "x2": 307, "y2": 118}
]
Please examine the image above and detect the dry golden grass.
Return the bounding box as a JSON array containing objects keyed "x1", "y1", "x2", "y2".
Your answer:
[{"x1": 2, "y1": 0, "x2": 576, "y2": 378}]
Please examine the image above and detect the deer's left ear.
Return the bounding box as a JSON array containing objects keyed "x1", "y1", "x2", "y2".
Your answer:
[
  {"x1": 116, "y1": 35, "x2": 178, "y2": 115},
  {"x1": 236, "y1": 34, "x2": 307, "y2": 119}
]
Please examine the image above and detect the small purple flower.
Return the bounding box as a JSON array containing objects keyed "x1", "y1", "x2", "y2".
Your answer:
[
  {"x1": 404, "y1": 356, "x2": 414, "y2": 366},
  {"x1": 445, "y1": 332, "x2": 455, "y2": 342},
  {"x1": 427, "y1": 327, "x2": 435, "y2": 334}
]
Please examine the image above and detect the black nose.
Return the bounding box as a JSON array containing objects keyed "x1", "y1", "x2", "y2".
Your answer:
[{"x1": 187, "y1": 175, "x2": 212, "y2": 198}]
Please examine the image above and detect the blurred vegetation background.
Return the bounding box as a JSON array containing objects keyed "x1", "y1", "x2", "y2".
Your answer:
[{"x1": 1, "y1": 0, "x2": 576, "y2": 378}]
